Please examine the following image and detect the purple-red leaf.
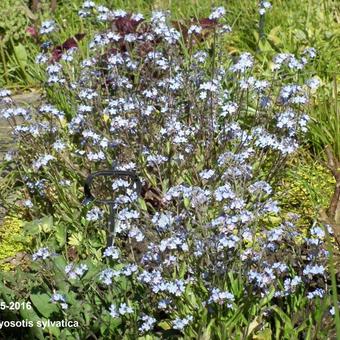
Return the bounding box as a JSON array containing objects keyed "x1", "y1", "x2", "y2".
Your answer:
[
  {"x1": 113, "y1": 15, "x2": 143, "y2": 35},
  {"x1": 50, "y1": 33, "x2": 85, "y2": 62}
]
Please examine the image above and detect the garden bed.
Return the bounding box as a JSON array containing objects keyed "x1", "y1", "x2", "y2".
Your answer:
[{"x1": 0, "y1": 1, "x2": 339, "y2": 339}]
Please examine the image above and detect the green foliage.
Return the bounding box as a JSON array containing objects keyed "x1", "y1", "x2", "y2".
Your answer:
[
  {"x1": 0, "y1": 1, "x2": 339, "y2": 339},
  {"x1": 277, "y1": 152, "x2": 335, "y2": 228},
  {"x1": 1, "y1": 0, "x2": 340, "y2": 89},
  {"x1": 0, "y1": 0, "x2": 32, "y2": 44},
  {"x1": 308, "y1": 77, "x2": 340, "y2": 162},
  {"x1": 225, "y1": 0, "x2": 340, "y2": 79},
  {"x1": 0, "y1": 0, "x2": 37, "y2": 87},
  {"x1": 0, "y1": 216, "x2": 30, "y2": 271},
  {"x1": 0, "y1": 256, "x2": 337, "y2": 339},
  {"x1": 223, "y1": 0, "x2": 340, "y2": 163}
]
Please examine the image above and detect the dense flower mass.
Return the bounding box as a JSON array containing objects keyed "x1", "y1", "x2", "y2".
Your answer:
[{"x1": 0, "y1": 1, "x2": 336, "y2": 339}]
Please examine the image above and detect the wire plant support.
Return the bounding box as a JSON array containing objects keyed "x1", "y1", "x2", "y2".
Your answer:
[{"x1": 83, "y1": 167, "x2": 142, "y2": 247}]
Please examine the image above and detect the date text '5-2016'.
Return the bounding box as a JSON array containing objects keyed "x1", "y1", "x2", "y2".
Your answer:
[{"x1": 0, "y1": 301, "x2": 32, "y2": 310}]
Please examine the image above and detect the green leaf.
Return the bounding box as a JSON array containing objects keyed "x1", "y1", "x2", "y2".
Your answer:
[
  {"x1": 247, "y1": 316, "x2": 261, "y2": 337},
  {"x1": 44, "y1": 325, "x2": 61, "y2": 338},
  {"x1": 55, "y1": 224, "x2": 66, "y2": 247},
  {"x1": 68, "y1": 232, "x2": 83, "y2": 246},
  {"x1": 253, "y1": 327, "x2": 272, "y2": 340},
  {"x1": 158, "y1": 321, "x2": 171, "y2": 330},
  {"x1": 19, "y1": 4, "x2": 38, "y2": 20},
  {"x1": 39, "y1": 215, "x2": 54, "y2": 233},
  {"x1": 203, "y1": 318, "x2": 215, "y2": 338},
  {"x1": 23, "y1": 220, "x2": 40, "y2": 234},
  {"x1": 80, "y1": 303, "x2": 94, "y2": 325},
  {"x1": 24, "y1": 215, "x2": 54, "y2": 234},
  {"x1": 30, "y1": 293, "x2": 59, "y2": 318},
  {"x1": 100, "y1": 313, "x2": 121, "y2": 334},
  {"x1": 19, "y1": 308, "x2": 44, "y2": 340},
  {"x1": 52, "y1": 255, "x2": 67, "y2": 272},
  {"x1": 183, "y1": 197, "x2": 190, "y2": 209},
  {"x1": 81, "y1": 261, "x2": 98, "y2": 282},
  {"x1": 293, "y1": 29, "x2": 307, "y2": 41},
  {"x1": 258, "y1": 39, "x2": 274, "y2": 52},
  {"x1": 259, "y1": 287, "x2": 275, "y2": 307},
  {"x1": 268, "y1": 26, "x2": 282, "y2": 45},
  {"x1": 13, "y1": 43, "x2": 27, "y2": 68},
  {"x1": 138, "y1": 197, "x2": 148, "y2": 211},
  {"x1": 271, "y1": 305, "x2": 296, "y2": 335},
  {"x1": 51, "y1": 258, "x2": 68, "y2": 290}
]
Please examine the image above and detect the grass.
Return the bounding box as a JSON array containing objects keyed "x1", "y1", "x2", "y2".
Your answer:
[
  {"x1": 308, "y1": 77, "x2": 340, "y2": 161},
  {"x1": 1, "y1": 0, "x2": 339, "y2": 90},
  {"x1": 276, "y1": 150, "x2": 335, "y2": 228}
]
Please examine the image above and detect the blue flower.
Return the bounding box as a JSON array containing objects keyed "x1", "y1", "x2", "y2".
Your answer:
[
  {"x1": 32, "y1": 247, "x2": 51, "y2": 261},
  {"x1": 172, "y1": 315, "x2": 193, "y2": 330}
]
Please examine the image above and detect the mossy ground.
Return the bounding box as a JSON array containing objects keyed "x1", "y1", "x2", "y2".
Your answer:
[
  {"x1": 0, "y1": 216, "x2": 29, "y2": 271},
  {"x1": 277, "y1": 151, "x2": 335, "y2": 229}
]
